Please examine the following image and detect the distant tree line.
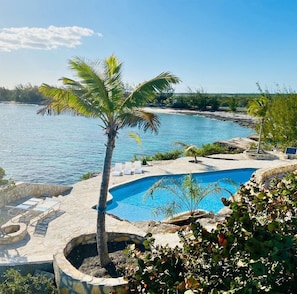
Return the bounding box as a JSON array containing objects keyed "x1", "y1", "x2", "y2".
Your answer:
[
  {"x1": 0, "y1": 83, "x2": 263, "y2": 110},
  {"x1": 0, "y1": 84, "x2": 46, "y2": 104},
  {"x1": 152, "y1": 87, "x2": 261, "y2": 111}
]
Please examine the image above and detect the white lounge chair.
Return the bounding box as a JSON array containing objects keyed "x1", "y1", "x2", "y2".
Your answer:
[
  {"x1": 123, "y1": 161, "x2": 133, "y2": 175},
  {"x1": 8, "y1": 197, "x2": 43, "y2": 217},
  {"x1": 134, "y1": 160, "x2": 143, "y2": 174},
  {"x1": 14, "y1": 198, "x2": 60, "y2": 225},
  {"x1": 112, "y1": 163, "x2": 123, "y2": 176}
]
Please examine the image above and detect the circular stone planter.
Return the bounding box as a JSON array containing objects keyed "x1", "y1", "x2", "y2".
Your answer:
[
  {"x1": 244, "y1": 150, "x2": 278, "y2": 160},
  {"x1": 0, "y1": 223, "x2": 27, "y2": 245},
  {"x1": 53, "y1": 232, "x2": 144, "y2": 294}
]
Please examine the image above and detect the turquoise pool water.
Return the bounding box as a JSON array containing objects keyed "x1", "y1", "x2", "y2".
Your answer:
[{"x1": 107, "y1": 168, "x2": 256, "y2": 222}]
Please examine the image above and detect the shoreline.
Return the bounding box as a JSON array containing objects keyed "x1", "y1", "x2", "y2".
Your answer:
[{"x1": 142, "y1": 107, "x2": 256, "y2": 128}]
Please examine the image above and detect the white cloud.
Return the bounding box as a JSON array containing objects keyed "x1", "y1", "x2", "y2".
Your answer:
[{"x1": 0, "y1": 25, "x2": 101, "y2": 52}]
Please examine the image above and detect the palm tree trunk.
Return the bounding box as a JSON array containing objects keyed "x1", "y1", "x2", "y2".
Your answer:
[
  {"x1": 257, "y1": 118, "x2": 264, "y2": 154},
  {"x1": 97, "y1": 130, "x2": 116, "y2": 267}
]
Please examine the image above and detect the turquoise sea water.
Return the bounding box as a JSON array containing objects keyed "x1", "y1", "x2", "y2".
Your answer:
[
  {"x1": 0, "y1": 103, "x2": 253, "y2": 185},
  {"x1": 108, "y1": 168, "x2": 256, "y2": 221}
]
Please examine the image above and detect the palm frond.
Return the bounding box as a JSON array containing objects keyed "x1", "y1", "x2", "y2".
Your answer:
[
  {"x1": 128, "y1": 132, "x2": 142, "y2": 146},
  {"x1": 121, "y1": 109, "x2": 160, "y2": 133},
  {"x1": 123, "y1": 72, "x2": 180, "y2": 108},
  {"x1": 173, "y1": 141, "x2": 189, "y2": 148},
  {"x1": 151, "y1": 201, "x2": 182, "y2": 218},
  {"x1": 68, "y1": 57, "x2": 115, "y2": 113},
  {"x1": 38, "y1": 84, "x2": 98, "y2": 118}
]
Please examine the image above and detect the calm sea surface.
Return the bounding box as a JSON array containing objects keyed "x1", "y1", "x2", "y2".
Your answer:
[{"x1": 0, "y1": 103, "x2": 253, "y2": 185}]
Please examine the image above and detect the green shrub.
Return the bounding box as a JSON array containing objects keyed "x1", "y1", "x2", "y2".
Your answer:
[
  {"x1": 0, "y1": 167, "x2": 14, "y2": 188},
  {"x1": 80, "y1": 171, "x2": 98, "y2": 181},
  {"x1": 199, "y1": 143, "x2": 226, "y2": 156},
  {"x1": 0, "y1": 269, "x2": 57, "y2": 294},
  {"x1": 126, "y1": 172, "x2": 297, "y2": 293},
  {"x1": 147, "y1": 149, "x2": 183, "y2": 161}
]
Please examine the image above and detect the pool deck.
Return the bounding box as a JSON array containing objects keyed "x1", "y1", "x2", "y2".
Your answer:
[{"x1": 0, "y1": 152, "x2": 295, "y2": 267}]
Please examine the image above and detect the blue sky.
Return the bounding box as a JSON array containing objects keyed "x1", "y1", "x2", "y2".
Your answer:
[{"x1": 0, "y1": 0, "x2": 297, "y2": 93}]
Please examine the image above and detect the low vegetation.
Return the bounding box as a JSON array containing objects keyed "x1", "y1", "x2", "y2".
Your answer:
[
  {"x1": 0, "y1": 269, "x2": 57, "y2": 294},
  {"x1": 0, "y1": 167, "x2": 14, "y2": 189},
  {"x1": 125, "y1": 171, "x2": 297, "y2": 293}
]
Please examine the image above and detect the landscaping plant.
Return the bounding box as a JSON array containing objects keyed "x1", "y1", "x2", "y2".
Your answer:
[
  {"x1": 39, "y1": 54, "x2": 180, "y2": 267},
  {"x1": 0, "y1": 269, "x2": 57, "y2": 294},
  {"x1": 126, "y1": 172, "x2": 297, "y2": 293}
]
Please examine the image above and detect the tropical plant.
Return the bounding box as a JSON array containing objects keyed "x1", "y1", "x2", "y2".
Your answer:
[
  {"x1": 128, "y1": 132, "x2": 147, "y2": 165},
  {"x1": 38, "y1": 54, "x2": 180, "y2": 267},
  {"x1": 199, "y1": 142, "x2": 226, "y2": 156},
  {"x1": 144, "y1": 173, "x2": 232, "y2": 221},
  {"x1": 126, "y1": 172, "x2": 297, "y2": 293},
  {"x1": 264, "y1": 90, "x2": 297, "y2": 145},
  {"x1": 0, "y1": 167, "x2": 14, "y2": 188},
  {"x1": 80, "y1": 171, "x2": 98, "y2": 181},
  {"x1": 149, "y1": 149, "x2": 183, "y2": 161},
  {"x1": 0, "y1": 269, "x2": 57, "y2": 294},
  {"x1": 248, "y1": 85, "x2": 269, "y2": 153},
  {"x1": 174, "y1": 142, "x2": 201, "y2": 163}
]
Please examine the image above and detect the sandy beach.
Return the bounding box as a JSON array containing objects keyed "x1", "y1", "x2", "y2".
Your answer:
[{"x1": 142, "y1": 107, "x2": 256, "y2": 128}]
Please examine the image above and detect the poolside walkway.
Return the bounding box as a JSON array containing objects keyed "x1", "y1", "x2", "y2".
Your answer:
[{"x1": 0, "y1": 152, "x2": 294, "y2": 267}]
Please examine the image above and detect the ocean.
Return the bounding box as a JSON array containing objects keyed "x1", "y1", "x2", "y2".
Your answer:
[{"x1": 0, "y1": 103, "x2": 253, "y2": 185}]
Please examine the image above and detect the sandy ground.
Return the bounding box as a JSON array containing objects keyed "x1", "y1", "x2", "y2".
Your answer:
[{"x1": 142, "y1": 107, "x2": 255, "y2": 124}]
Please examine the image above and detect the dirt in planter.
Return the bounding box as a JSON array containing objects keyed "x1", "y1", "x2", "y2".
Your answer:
[{"x1": 67, "y1": 241, "x2": 145, "y2": 278}]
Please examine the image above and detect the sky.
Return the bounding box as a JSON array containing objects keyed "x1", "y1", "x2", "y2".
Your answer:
[{"x1": 0, "y1": 0, "x2": 297, "y2": 93}]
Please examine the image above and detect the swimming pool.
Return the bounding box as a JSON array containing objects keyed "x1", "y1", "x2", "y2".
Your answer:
[{"x1": 106, "y1": 168, "x2": 256, "y2": 222}]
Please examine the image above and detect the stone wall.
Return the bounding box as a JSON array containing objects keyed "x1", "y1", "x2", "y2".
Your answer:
[
  {"x1": 0, "y1": 182, "x2": 71, "y2": 208},
  {"x1": 54, "y1": 232, "x2": 145, "y2": 294},
  {"x1": 254, "y1": 163, "x2": 297, "y2": 186}
]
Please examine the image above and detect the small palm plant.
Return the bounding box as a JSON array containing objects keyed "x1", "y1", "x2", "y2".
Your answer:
[
  {"x1": 128, "y1": 132, "x2": 147, "y2": 165},
  {"x1": 174, "y1": 142, "x2": 201, "y2": 163},
  {"x1": 144, "y1": 173, "x2": 235, "y2": 224}
]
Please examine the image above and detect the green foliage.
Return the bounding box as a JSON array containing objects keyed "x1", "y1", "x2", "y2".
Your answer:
[
  {"x1": 0, "y1": 269, "x2": 57, "y2": 294},
  {"x1": 144, "y1": 173, "x2": 225, "y2": 219},
  {"x1": 173, "y1": 142, "x2": 201, "y2": 163},
  {"x1": 0, "y1": 167, "x2": 14, "y2": 188},
  {"x1": 128, "y1": 132, "x2": 146, "y2": 163},
  {"x1": 209, "y1": 96, "x2": 220, "y2": 111},
  {"x1": 0, "y1": 84, "x2": 46, "y2": 104},
  {"x1": 39, "y1": 54, "x2": 180, "y2": 267},
  {"x1": 199, "y1": 143, "x2": 226, "y2": 156},
  {"x1": 126, "y1": 233, "x2": 186, "y2": 293},
  {"x1": 228, "y1": 97, "x2": 238, "y2": 112},
  {"x1": 174, "y1": 142, "x2": 232, "y2": 163},
  {"x1": 153, "y1": 85, "x2": 174, "y2": 105},
  {"x1": 264, "y1": 92, "x2": 297, "y2": 145},
  {"x1": 147, "y1": 149, "x2": 183, "y2": 161},
  {"x1": 126, "y1": 172, "x2": 297, "y2": 293},
  {"x1": 80, "y1": 172, "x2": 98, "y2": 181}
]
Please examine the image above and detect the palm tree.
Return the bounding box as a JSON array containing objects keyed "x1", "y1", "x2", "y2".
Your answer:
[
  {"x1": 39, "y1": 54, "x2": 180, "y2": 267},
  {"x1": 144, "y1": 173, "x2": 234, "y2": 224},
  {"x1": 248, "y1": 95, "x2": 269, "y2": 154},
  {"x1": 174, "y1": 142, "x2": 201, "y2": 163}
]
